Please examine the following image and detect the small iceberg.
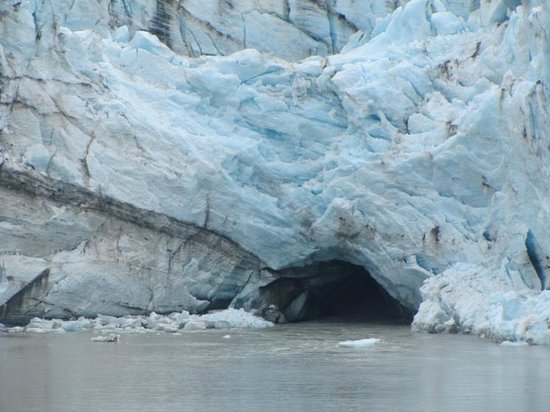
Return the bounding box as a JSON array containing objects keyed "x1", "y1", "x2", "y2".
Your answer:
[
  {"x1": 338, "y1": 338, "x2": 382, "y2": 348},
  {"x1": 92, "y1": 334, "x2": 119, "y2": 343},
  {"x1": 500, "y1": 340, "x2": 529, "y2": 347}
]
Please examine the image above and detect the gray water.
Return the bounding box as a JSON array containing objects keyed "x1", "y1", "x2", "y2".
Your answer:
[{"x1": 1, "y1": 321, "x2": 549, "y2": 412}]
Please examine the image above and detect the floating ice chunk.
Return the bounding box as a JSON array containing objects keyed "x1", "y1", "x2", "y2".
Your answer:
[
  {"x1": 223, "y1": 335, "x2": 231, "y2": 339},
  {"x1": 145, "y1": 312, "x2": 168, "y2": 330},
  {"x1": 500, "y1": 340, "x2": 529, "y2": 347},
  {"x1": 25, "y1": 317, "x2": 62, "y2": 332},
  {"x1": 203, "y1": 320, "x2": 232, "y2": 329},
  {"x1": 25, "y1": 328, "x2": 53, "y2": 333},
  {"x1": 95, "y1": 314, "x2": 122, "y2": 327},
  {"x1": 21, "y1": 308, "x2": 272, "y2": 334},
  {"x1": 183, "y1": 320, "x2": 207, "y2": 331},
  {"x1": 8, "y1": 326, "x2": 25, "y2": 333},
  {"x1": 92, "y1": 334, "x2": 119, "y2": 342},
  {"x1": 119, "y1": 316, "x2": 143, "y2": 330},
  {"x1": 200, "y1": 308, "x2": 273, "y2": 329},
  {"x1": 62, "y1": 321, "x2": 83, "y2": 332},
  {"x1": 172, "y1": 311, "x2": 190, "y2": 329},
  {"x1": 213, "y1": 320, "x2": 232, "y2": 329},
  {"x1": 338, "y1": 338, "x2": 383, "y2": 348},
  {"x1": 155, "y1": 323, "x2": 179, "y2": 333},
  {"x1": 169, "y1": 310, "x2": 190, "y2": 322},
  {"x1": 76, "y1": 317, "x2": 94, "y2": 330}
]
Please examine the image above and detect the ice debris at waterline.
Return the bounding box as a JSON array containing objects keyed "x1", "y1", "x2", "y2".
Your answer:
[
  {"x1": 8, "y1": 309, "x2": 273, "y2": 334},
  {"x1": 412, "y1": 267, "x2": 550, "y2": 345},
  {"x1": 500, "y1": 340, "x2": 530, "y2": 347},
  {"x1": 338, "y1": 338, "x2": 383, "y2": 349},
  {"x1": 92, "y1": 334, "x2": 120, "y2": 343}
]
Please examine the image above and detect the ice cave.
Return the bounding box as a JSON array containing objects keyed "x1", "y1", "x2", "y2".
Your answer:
[{"x1": 258, "y1": 260, "x2": 409, "y2": 323}]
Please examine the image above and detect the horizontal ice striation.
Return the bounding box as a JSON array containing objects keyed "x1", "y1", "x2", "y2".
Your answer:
[
  {"x1": 0, "y1": 167, "x2": 263, "y2": 322},
  {"x1": 1, "y1": 0, "x2": 550, "y2": 342}
]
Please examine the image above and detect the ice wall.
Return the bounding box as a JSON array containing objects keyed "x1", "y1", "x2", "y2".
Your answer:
[
  {"x1": 1, "y1": 0, "x2": 550, "y2": 343},
  {"x1": 38, "y1": 0, "x2": 405, "y2": 60}
]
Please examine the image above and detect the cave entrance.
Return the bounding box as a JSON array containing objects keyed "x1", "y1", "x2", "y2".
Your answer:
[{"x1": 259, "y1": 260, "x2": 410, "y2": 323}]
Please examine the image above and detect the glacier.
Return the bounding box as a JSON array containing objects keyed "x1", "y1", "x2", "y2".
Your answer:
[{"x1": 1, "y1": 0, "x2": 550, "y2": 344}]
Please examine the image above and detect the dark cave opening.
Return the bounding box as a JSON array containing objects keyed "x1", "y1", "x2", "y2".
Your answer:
[{"x1": 259, "y1": 260, "x2": 410, "y2": 324}]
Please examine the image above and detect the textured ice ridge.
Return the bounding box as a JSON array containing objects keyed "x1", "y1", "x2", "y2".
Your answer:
[{"x1": 1, "y1": 0, "x2": 550, "y2": 343}]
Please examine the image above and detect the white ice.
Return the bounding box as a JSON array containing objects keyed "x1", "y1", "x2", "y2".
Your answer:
[
  {"x1": 12, "y1": 308, "x2": 272, "y2": 335},
  {"x1": 500, "y1": 341, "x2": 529, "y2": 347},
  {"x1": 91, "y1": 334, "x2": 120, "y2": 343},
  {"x1": 338, "y1": 338, "x2": 382, "y2": 348}
]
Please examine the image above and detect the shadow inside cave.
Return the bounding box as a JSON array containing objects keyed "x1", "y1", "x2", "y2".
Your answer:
[{"x1": 259, "y1": 260, "x2": 411, "y2": 324}]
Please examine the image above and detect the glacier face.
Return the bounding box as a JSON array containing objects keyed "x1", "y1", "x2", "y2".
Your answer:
[
  {"x1": 43, "y1": 0, "x2": 400, "y2": 60},
  {"x1": 1, "y1": 0, "x2": 550, "y2": 343}
]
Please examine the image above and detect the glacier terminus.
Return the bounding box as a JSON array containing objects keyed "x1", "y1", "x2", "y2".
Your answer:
[{"x1": 1, "y1": 0, "x2": 550, "y2": 344}]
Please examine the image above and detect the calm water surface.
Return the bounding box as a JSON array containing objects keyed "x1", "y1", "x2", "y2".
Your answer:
[{"x1": 1, "y1": 321, "x2": 549, "y2": 412}]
